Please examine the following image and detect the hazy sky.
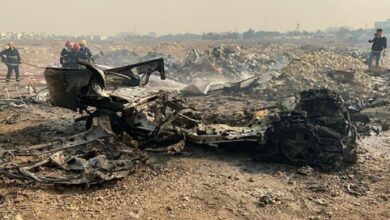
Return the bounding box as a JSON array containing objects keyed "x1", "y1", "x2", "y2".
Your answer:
[{"x1": 1, "y1": 0, "x2": 390, "y2": 35}]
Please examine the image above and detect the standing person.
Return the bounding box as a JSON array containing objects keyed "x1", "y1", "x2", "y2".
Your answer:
[
  {"x1": 368, "y1": 29, "x2": 387, "y2": 68},
  {"x1": 60, "y1": 41, "x2": 74, "y2": 69},
  {"x1": 79, "y1": 40, "x2": 93, "y2": 63},
  {"x1": 368, "y1": 33, "x2": 377, "y2": 67},
  {"x1": 69, "y1": 43, "x2": 81, "y2": 69},
  {"x1": 0, "y1": 42, "x2": 22, "y2": 82}
]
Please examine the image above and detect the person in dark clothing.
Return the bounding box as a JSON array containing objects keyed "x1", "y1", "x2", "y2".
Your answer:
[
  {"x1": 368, "y1": 29, "x2": 387, "y2": 68},
  {"x1": 68, "y1": 43, "x2": 81, "y2": 69},
  {"x1": 60, "y1": 41, "x2": 74, "y2": 69},
  {"x1": 0, "y1": 42, "x2": 22, "y2": 82},
  {"x1": 78, "y1": 40, "x2": 93, "y2": 63}
]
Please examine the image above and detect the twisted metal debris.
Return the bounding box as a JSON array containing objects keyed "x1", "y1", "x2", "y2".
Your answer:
[
  {"x1": 0, "y1": 59, "x2": 359, "y2": 185},
  {"x1": 0, "y1": 127, "x2": 147, "y2": 185},
  {"x1": 45, "y1": 60, "x2": 358, "y2": 165}
]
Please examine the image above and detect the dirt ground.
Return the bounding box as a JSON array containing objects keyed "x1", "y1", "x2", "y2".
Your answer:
[{"x1": 0, "y1": 41, "x2": 389, "y2": 219}]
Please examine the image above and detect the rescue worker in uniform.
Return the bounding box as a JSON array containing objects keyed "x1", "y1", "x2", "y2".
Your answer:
[
  {"x1": 60, "y1": 41, "x2": 74, "y2": 68},
  {"x1": 0, "y1": 42, "x2": 22, "y2": 82},
  {"x1": 78, "y1": 40, "x2": 93, "y2": 63},
  {"x1": 69, "y1": 43, "x2": 81, "y2": 69}
]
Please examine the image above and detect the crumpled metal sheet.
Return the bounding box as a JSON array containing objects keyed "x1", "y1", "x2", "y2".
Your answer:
[
  {"x1": 44, "y1": 68, "x2": 92, "y2": 110},
  {"x1": 106, "y1": 58, "x2": 165, "y2": 86},
  {"x1": 44, "y1": 59, "x2": 163, "y2": 111},
  {"x1": 0, "y1": 127, "x2": 147, "y2": 185},
  {"x1": 45, "y1": 58, "x2": 108, "y2": 110}
]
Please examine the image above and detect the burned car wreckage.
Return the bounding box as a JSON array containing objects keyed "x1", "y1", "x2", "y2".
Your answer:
[{"x1": 0, "y1": 59, "x2": 358, "y2": 185}]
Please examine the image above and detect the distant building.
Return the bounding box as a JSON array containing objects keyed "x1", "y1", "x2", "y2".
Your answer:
[{"x1": 375, "y1": 19, "x2": 390, "y2": 30}]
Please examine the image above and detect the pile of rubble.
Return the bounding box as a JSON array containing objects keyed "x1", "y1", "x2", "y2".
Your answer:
[
  {"x1": 171, "y1": 44, "x2": 291, "y2": 83},
  {"x1": 330, "y1": 46, "x2": 370, "y2": 61},
  {"x1": 209, "y1": 50, "x2": 388, "y2": 102},
  {"x1": 265, "y1": 51, "x2": 388, "y2": 99},
  {"x1": 94, "y1": 44, "x2": 388, "y2": 103},
  {"x1": 95, "y1": 44, "x2": 295, "y2": 84}
]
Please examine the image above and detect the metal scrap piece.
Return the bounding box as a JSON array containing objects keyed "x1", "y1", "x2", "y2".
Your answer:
[
  {"x1": 105, "y1": 58, "x2": 165, "y2": 86},
  {"x1": 0, "y1": 127, "x2": 147, "y2": 185}
]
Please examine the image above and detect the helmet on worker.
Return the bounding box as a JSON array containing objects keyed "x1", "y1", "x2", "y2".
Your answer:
[
  {"x1": 72, "y1": 43, "x2": 80, "y2": 52},
  {"x1": 79, "y1": 40, "x2": 87, "y2": 47},
  {"x1": 4, "y1": 44, "x2": 10, "y2": 50}
]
